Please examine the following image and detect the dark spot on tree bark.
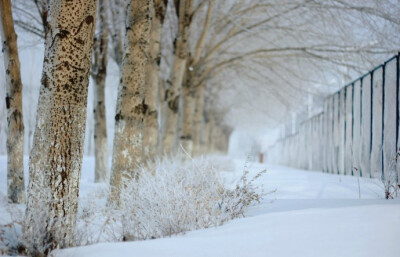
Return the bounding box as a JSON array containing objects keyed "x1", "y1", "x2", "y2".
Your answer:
[
  {"x1": 5, "y1": 96, "x2": 11, "y2": 109},
  {"x1": 134, "y1": 100, "x2": 149, "y2": 115},
  {"x1": 63, "y1": 84, "x2": 70, "y2": 91},
  {"x1": 42, "y1": 10, "x2": 48, "y2": 29},
  {"x1": 12, "y1": 109, "x2": 23, "y2": 130},
  {"x1": 155, "y1": 55, "x2": 161, "y2": 66},
  {"x1": 164, "y1": 89, "x2": 169, "y2": 101},
  {"x1": 75, "y1": 38, "x2": 84, "y2": 45},
  {"x1": 168, "y1": 96, "x2": 179, "y2": 113},
  {"x1": 41, "y1": 74, "x2": 50, "y2": 88},
  {"x1": 2, "y1": 41, "x2": 6, "y2": 53},
  {"x1": 180, "y1": 135, "x2": 192, "y2": 140},
  {"x1": 173, "y1": 38, "x2": 177, "y2": 52},
  {"x1": 115, "y1": 112, "x2": 123, "y2": 122},
  {"x1": 59, "y1": 30, "x2": 70, "y2": 39},
  {"x1": 149, "y1": 110, "x2": 157, "y2": 118},
  {"x1": 85, "y1": 15, "x2": 94, "y2": 25},
  {"x1": 6, "y1": 69, "x2": 10, "y2": 75},
  {"x1": 99, "y1": 65, "x2": 106, "y2": 74}
]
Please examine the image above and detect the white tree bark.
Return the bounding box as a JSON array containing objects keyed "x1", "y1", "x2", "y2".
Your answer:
[
  {"x1": 0, "y1": 0, "x2": 25, "y2": 204},
  {"x1": 92, "y1": 0, "x2": 109, "y2": 182},
  {"x1": 142, "y1": 0, "x2": 167, "y2": 159},
  {"x1": 109, "y1": 0, "x2": 125, "y2": 67},
  {"x1": 192, "y1": 84, "x2": 205, "y2": 156},
  {"x1": 179, "y1": 0, "x2": 214, "y2": 156},
  {"x1": 24, "y1": 0, "x2": 97, "y2": 254},
  {"x1": 109, "y1": 0, "x2": 153, "y2": 205},
  {"x1": 161, "y1": 0, "x2": 192, "y2": 154},
  {"x1": 180, "y1": 73, "x2": 196, "y2": 155}
]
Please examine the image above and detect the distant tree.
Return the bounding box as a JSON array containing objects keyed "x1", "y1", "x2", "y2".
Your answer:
[
  {"x1": 161, "y1": 0, "x2": 193, "y2": 154},
  {"x1": 92, "y1": 0, "x2": 110, "y2": 182},
  {"x1": 179, "y1": 0, "x2": 214, "y2": 155},
  {"x1": 178, "y1": 0, "x2": 399, "y2": 156},
  {"x1": 142, "y1": 0, "x2": 168, "y2": 159},
  {"x1": 24, "y1": 0, "x2": 97, "y2": 254},
  {"x1": 0, "y1": 0, "x2": 25, "y2": 204}
]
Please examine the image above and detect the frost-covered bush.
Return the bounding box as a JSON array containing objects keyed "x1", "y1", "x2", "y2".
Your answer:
[
  {"x1": 381, "y1": 148, "x2": 400, "y2": 199},
  {"x1": 0, "y1": 180, "x2": 56, "y2": 256},
  {"x1": 75, "y1": 185, "x2": 121, "y2": 246},
  {"x1": 118, "y1": 157, "x2": 266, "y2": 241},
  {"x1": 367, "y1": 148, "x2": 400, "y2": 199},
  {"x1": 55, "y1": 156, "x2": 266, "y2": 246},
  {"x1": 0, "y1": 193, "x2": 25, "y2": 256}
]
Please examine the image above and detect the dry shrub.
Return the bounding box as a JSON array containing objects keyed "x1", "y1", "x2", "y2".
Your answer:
[
  {"x1": 42, "y1": 156, "x2": 267, "y2": 249},
  {"x1": 0, "y1": 193, "x2": 25, "y2": 256},
  {"x1": 381, "y1": 148, "x2": 400, "y2": 199},
  {"x1": 118, "y1": 157, "x2": 267, "y2": 240}
]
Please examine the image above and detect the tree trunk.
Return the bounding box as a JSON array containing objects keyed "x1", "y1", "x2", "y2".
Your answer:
[
  {"x1": 142, "y1": 0, "x2": 167, "y2": 159},
  {"x1": 110, "y1": 0, "x2": 124, "y2": 67},
  {"x1": 202, "y1": 109, "x2": 212, "y2": 154},
  {"x1": 209, "y1": 120, "x2": 217, "y2": 153},
  {"x1": 206, "y1": 119, "x2": 214, "y2": 153},
  {"x1": 192, "y1": 84, "x2": 205, "y2": 156},
  {"x1": 218, "y1": 125, "x2": 232, "y2": 153},
  {"x1": 178, "y1": 0, "x2": 213, "y2": 156},
  {"x1": 24, "y1": 0, "x2": 97, "y2": 254},
  {"x1": 157, "y1": 78, "x2": 167, "y2": 153},
  {"x1": 179, "y1": 70, "x2": 196, "y2": 155},
  {"x1": 92, "y1": 0, "x2": 109, "y2": 182},
  {"x1": 108, "y1": 0, "x2": 153, "y2": 205},
  {"x1": 0, "y1": 0, "x2": 25, "y2": 204},
  {"x1": 161, "y1": 0, "x2": 192, "y2": 154}
]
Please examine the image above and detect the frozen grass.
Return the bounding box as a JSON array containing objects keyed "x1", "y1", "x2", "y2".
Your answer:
[
  {"x1": 0, "y1": 193, "x2": 25, "y2": 255},
  {"x1": 118, "y1": 156, "x2": 266, "y2": 241},
  {"x1": 73, "y1": 156, "x2": 266, "y2": 245}
]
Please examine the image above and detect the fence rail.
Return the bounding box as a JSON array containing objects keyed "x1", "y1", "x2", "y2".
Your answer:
[{"x1": 267, "y1": 53, "x2": 399, "y2": 181}]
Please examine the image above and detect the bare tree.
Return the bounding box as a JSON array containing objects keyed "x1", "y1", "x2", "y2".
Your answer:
[
  {"x1": 92, "y1": 0, "x2": 110, "y2": 182},
  {"x1": 175, "y1": 0, "x2": 399, "y2": 156},
  {"x1": 108, "y1": 0, "x2": 154, "y2": 205},
  {"x1": 24, "y1": 0, "x2": 97, "y2": 254},
  {"x1": 142, "y1": 0, "x2": 168, "y2": 159},
  {"x1": 161, "y1": 0, "x2": 193, "y2": 154},
  {"x1": 0, "y1": 0, "x2": 25, "y2": 204},
  {"x1": 179, "y1": 0, "x2": 214, "y2": 155}
]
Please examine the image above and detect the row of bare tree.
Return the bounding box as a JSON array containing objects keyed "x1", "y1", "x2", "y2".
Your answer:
[{"x1": 1, "y1": 0, "x2": 399, "y2": 255}]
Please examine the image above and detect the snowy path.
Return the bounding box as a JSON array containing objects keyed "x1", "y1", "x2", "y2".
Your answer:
[
  {"x1": 53, "y1": 158, "x2": 400, "y2": 257},
  {"x1": 53, "y1": 204, "x2": 399, "y2": 257},
  {"x1": 1, "y1": 156, "x2": 399, "y2": 257}
]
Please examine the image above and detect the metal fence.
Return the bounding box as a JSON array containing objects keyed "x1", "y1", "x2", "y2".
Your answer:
[{"x1": 267, "y1": 53, "x2": 399, "y2": 181}]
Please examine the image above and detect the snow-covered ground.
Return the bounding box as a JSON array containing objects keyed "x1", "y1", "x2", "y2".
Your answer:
[{"x1": 1, "y1": 156, "x2": 399, "y2": 257}]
